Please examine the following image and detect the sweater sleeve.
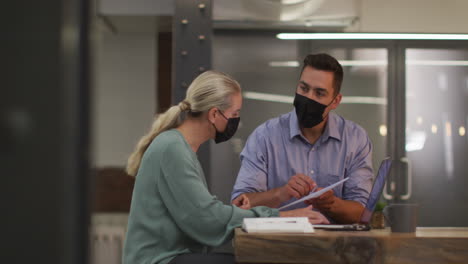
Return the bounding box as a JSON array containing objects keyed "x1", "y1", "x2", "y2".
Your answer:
[{"x1": 158, "y1": 143, "x2": 279, "y2": 247}]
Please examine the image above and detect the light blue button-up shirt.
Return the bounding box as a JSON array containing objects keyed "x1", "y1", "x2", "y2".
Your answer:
[{"x1": 232, "y1": 110, "x2": 373, "y2": 210}]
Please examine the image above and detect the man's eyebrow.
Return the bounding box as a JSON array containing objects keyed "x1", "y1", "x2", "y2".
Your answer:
[
  {"x1": 314, "y1": 87, "x2": 328, "y2": 94},
  {"x1": 299, "y1": 81, "x2": 328, "y2": 94},
  {"x1": 299, "y1": 80, "x2": 310, "y2": 87}
]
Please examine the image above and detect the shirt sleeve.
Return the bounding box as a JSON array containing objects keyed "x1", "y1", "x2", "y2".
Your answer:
[
  {"x1": 343, "y1": 130, "x2": 374, "y2": 206},
  {"x1": 231, "y1": 126, "x2": 269, "y2": 201},
  {"x1": 158, "y1": 143, "x2": 278, "y2": 247}
]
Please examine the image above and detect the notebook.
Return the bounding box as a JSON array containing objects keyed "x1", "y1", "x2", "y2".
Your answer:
[
  {"x1": 313, "y1": 157, "x2": 393, "y2": 231},
  {"x1": 242, "y1": 217, "x2": 314, "y2": 233}
]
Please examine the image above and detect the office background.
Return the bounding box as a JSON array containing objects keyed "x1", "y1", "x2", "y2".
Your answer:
[
  {"x1": 92, "y1": 1, "x2": 468, "y2": 260},
  {"x1": 4, "y1": 0, "x2": 468, "y2": 263},
  {"x1": 93, "y1": 0, "x2": 468, "y2": 224}
]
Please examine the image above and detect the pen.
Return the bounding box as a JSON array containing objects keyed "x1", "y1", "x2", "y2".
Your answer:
[{"x1": 310, "y1": 185, "x2": 318, "y2": 193}]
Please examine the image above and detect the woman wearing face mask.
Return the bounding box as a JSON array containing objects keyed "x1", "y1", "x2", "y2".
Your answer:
[{"x1": 123, "y1": 71, "x2": 329, "y2": 264}]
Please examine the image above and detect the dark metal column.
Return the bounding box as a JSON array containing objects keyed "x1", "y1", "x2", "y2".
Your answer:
[
  {"x1": 3, "y1": 0, "x2": 91, "y2": 263},
  {"x1": 172, "y1": 0, "x2": 213, "y2": 103},
  {"x1": 394, "y1": 44, "x2": 407, "y2": 203},
  {"x1": 172, "y1": 0, "x2": 213, "y2": 185}
]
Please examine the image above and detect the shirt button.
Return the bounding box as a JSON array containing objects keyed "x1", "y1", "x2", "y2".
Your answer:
[
  {"x1": 310, "y1": 170, "x2": 314, "y2": 174},
  {"x1": 312, "y1": 147, "x2": 315, "y2": 151}
]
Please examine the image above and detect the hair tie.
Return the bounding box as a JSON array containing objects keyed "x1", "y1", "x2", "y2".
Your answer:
[{"x1": 178, "y1": 101, "x2": 191, "y2": 112}]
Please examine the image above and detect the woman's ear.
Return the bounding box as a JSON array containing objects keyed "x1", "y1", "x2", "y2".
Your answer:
[{"x1": 207, "y1": 107, "x2": 218, "y2": 123}]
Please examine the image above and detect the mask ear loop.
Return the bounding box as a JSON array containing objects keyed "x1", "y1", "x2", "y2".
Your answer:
[
  {"x1": 217, "y1": 109, "x2": 229, "y2": 121},
  {"x1": 212, "y1": 109, "x2": 228, "y2": 133},
  {"x1": 322, "y1": 93, "x2": 339, "y2": 120},
  {"x1": 211, "y1": 122, "x2": 219, "y2": 133}
]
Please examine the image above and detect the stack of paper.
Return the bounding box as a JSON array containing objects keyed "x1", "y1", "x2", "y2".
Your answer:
[{"x1": 242, "y1": 217, "x2": 314, "y2": 233}]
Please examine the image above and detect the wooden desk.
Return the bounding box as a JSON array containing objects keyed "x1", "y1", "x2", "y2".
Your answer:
[{"x1": 234, "y1": 227, "x2": 468, "y2": 264}]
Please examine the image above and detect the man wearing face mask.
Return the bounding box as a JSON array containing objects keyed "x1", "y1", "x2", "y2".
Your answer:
[{"x1": 231, "y1": 53, "x2": 373, "y2": 224}]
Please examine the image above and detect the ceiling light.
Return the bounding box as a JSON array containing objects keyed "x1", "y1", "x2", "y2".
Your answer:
[
  {"x1": 269, "y1": 61, "x2": 300, "y2": 67},
  {"x1": 268, "y1": 60, "x2": 387, "y2": 67},
  {"x1": 407, "y1": 60, "x2": 468, "y2": 66},
  {"x1": 277, "y1": 33, "x2": 468, "y2": 40},
  {"x1": 243, "y1": 91, "x2": 386, "y2": 105}
]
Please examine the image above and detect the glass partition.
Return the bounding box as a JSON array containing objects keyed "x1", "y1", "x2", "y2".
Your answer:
[{"x1": 405, "y1": 48, "x2": 468, "y2": 226}]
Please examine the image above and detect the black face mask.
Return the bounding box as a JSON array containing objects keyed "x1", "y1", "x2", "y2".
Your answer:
[
  {"x1": 213, "y1": 110, "x2": 240, "y2": 144},
  {"x1": 293, "y1": 93, "x2": 334, "y2": 128}
]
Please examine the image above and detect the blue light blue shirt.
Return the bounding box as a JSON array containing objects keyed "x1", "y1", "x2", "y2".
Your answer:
[{"x1": 232, "y1": 110, "x2": 373, "y2": 210}]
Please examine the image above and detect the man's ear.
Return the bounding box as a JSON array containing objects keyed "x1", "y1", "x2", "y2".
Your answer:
[
  {"x1": 330, "y1": 93, "x2": 342, "y2": 110},
  {"x1": 207, "y1": 107, "x2": 218, "y2": 123}
]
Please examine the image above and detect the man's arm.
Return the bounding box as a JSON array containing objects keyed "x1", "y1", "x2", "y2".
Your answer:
[
  {"x1": 233, "y1": 173, "x2": 316, "y2": 208},
  {"x1": 326, "y1": 199, "x2": 364, "y2": 224},
  {"x1": 306, "y1": 190, "x2": 364, "y2": 223}
]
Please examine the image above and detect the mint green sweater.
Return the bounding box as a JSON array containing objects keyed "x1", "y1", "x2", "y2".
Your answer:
[{"x1": 123, "y1": 129, "x2": 279, "y2": 264}]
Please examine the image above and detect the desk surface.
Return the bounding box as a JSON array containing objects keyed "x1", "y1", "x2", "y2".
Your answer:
[{"x1": 234, "y1": 227, "x2": 468, "y2": 264}]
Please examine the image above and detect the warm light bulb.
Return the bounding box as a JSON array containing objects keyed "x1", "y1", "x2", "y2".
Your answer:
[
  {"x1": 460, "y1": 126, "x2": 466, "y2": 136},
  {"x1": 416, "y1": 116, "x2": 423, "y2": 125},
  {"x1": 379, "y1": 125, "x2": 387, "y2": 136}
]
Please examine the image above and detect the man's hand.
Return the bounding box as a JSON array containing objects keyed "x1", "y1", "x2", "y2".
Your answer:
[
  {"x1": 232, "y1": 194, "x2": 251, "y2": 210},
  {"x1": 305, "y1": 188, "x2": 336, "y2": 211},
  {"x1": 280, "y1": 174, "x2": 317, "y2": 200},
  {"x1": 305, "y1": 190, "x2": 365, "y2": 224},
  {"x1": 279, "y1": 205, "x2": 330, "y2": 224}
]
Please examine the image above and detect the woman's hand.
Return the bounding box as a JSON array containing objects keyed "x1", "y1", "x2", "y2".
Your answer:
[
  {"x1": 232, "y1": 194, "x2": 251, "y2": 210},
  {"x1": 279, "y1": 205, "x2": 330, "y2": 224}
]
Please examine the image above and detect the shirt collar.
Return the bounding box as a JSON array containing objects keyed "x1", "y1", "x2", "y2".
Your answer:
[
  {"x1": 289, "y1": 111, "x2": 342, "y2": 142},
  {"x1": 289, "y1": 110, "x2": 302, "y2": 139},
  {"x1": 324, "y1": 112, "x2": 342, "y2": 141}
]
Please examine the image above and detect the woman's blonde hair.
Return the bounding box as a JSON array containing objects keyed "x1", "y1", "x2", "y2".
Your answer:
[{"x1": 126, "y1": 70, "x2": 241, "y2": 176}]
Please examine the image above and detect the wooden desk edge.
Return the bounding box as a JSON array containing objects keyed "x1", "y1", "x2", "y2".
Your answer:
[{"x1": 234, "y1": 227, "x2": 468, "y2": 264}]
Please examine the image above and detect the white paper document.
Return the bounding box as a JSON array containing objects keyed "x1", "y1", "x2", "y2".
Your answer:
[
  {"x1": 242, "y1": 217, "x2": 314, "y2": 233},
  {"x1": 278, "y1": 177, "x2": 349, "y2": 211}
]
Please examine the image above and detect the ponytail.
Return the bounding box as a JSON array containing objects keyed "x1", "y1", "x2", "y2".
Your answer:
[{"x1": 126, "y1": 102, "x2": 188, "y2": 176}]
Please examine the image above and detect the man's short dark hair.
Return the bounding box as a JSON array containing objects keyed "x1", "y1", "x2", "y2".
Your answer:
[{"x1": 301, "y1": 53, "x2": 343, "y2": 95}]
